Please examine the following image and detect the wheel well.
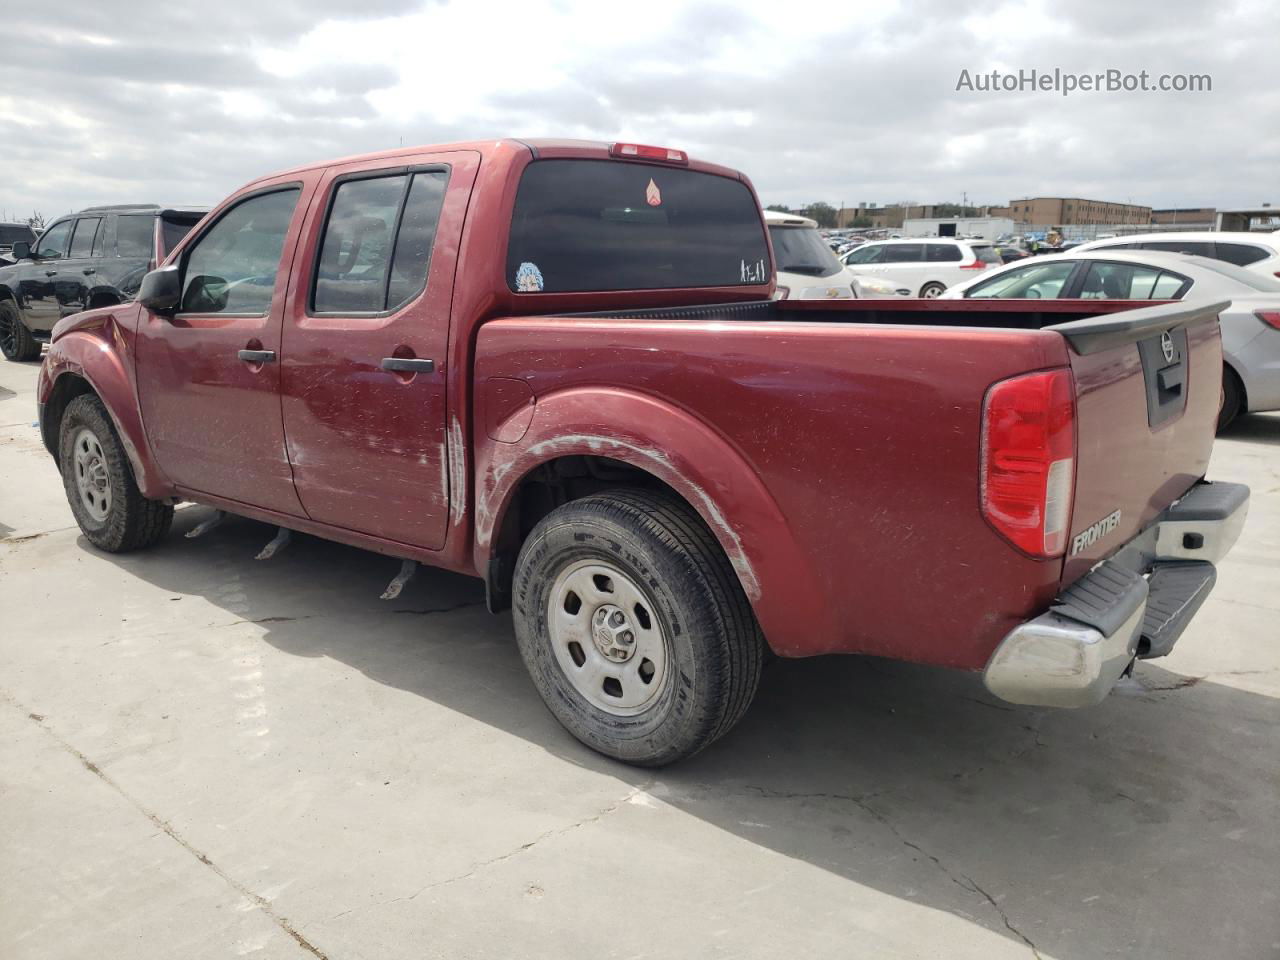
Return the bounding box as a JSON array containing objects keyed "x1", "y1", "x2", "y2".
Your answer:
[
  {"x1": 41, "y1": 374, "x2": 96, "y2": 460},
  {"x1": 485, "y1": 455, "x2": 687, "y2": 612}
]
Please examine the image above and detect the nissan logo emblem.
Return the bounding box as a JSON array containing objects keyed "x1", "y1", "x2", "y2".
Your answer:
[{"x1": 1161, "y1": 331, "x2": 1176, "y2": 364}]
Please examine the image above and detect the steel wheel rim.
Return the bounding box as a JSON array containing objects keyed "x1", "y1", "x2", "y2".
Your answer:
[
  {"x1": 72, "y1": 427, "x2": 112, "y2": 522},
  {"x1": 547, "y1": 559, "x2": 669, "y2": 716}
]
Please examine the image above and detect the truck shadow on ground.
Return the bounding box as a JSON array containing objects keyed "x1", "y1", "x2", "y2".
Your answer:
[
  {"x1": 1222, "y1": 411, "x2": 1280, "y2": 446},
  {"x1": 102, "y1": 507, "x2": 1280, "y2": 960}
]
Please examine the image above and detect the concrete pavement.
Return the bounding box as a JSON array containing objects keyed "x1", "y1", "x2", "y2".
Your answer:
[{"x1": 1, "y1": 355, "x2": 1277, "y2": 960}]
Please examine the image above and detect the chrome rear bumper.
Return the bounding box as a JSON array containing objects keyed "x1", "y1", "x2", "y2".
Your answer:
[{"x1": 984, "y1": 482, "x2": 1249, "y2": 708}]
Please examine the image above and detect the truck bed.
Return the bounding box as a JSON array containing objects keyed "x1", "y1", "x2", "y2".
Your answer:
[
  {"x1": 575, "y1": 295, "x2": 1174, "y2": 331},
  {"x1": 475, "y1": 295, "x2": 1225, "y2": 667}
]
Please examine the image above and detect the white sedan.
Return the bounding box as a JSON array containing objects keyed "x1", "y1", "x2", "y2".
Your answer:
[{"x1": 941, "y1": 249, "x2": 1280, "y2": 429}]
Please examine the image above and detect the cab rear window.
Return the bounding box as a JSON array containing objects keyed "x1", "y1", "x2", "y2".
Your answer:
[{"x1": 506, "y1": 159, "x2": 769, "y2": 293}]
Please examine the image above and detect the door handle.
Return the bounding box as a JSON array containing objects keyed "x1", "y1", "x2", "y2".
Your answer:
[
  {"x1": 238, "y1": 349, "x2": 276, "y2": 363},
  {"x1": 45, "y1": 270, "x2": 57, "y2": 276},
  {"x1": 82, "y1": 268, "x2": 96, "y2": 275},
  {"x1": 380, "y1": 357, "x2": 435, "y2": 373}
]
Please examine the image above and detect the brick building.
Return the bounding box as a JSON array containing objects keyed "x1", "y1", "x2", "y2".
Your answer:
[{"x1": 986, "y1": 197, "x2": 1151, "y2": 227}]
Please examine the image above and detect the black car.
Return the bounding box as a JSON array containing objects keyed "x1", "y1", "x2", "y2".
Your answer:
[
  {"x1": 0, "y1": 222, "x2": 37, "y2": 267},
  {"x1": 0, "y1": 204, "x2": 207, "y2": 361}
]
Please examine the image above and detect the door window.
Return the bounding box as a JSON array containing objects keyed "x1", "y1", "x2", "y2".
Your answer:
[
  {"x1": 1141, "y1": 240, "x2": 1213, "y2": 257},
  {"x1": 844, "y1": 243, "x2": 885, "y2": 264},
  {"x1": 926, "y1": 243, "x2": 963, "y2": 262},
  {"x1": 180, "y1": 188, "x2": 301, "y2": 315},
  {"x1": 1079, "y1": 261, "x2": 1180, "y2": 299},
  {"x1": 388, "y1": 171, "x2": 448, "y2": 308},
  {"x1": 34, "y1": 220, "x2": 74, "y2": 260},
  {"x1": 1214, "y1": 242, "x2": 1270, "y2": 267},
  {"x1": 312, "y1": 170, "x2": 449, "y2": 314},
  {"x1": 117, "y1": 215, "x2": 155, "y2": 258},
  {"x1": 68, "y1": 218, "x2": 102, "y2": 259},
  {"x1": 966, "y1": 261, "x2": 1076, "y2": 298},
  {"x1": 881, "y1": 243, "x2": 923, "y2": 263}
]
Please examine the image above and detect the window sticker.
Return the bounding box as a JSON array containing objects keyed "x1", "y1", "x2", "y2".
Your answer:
[
  {"x1": 740, "y1": 258, "x2": 767, "y2": 283},
  {"x1": 645, "y1": 178, "x2": 662, "y2": 207},
  {"x1": 515, "y1": 261, "x2": 545, "y2": 292}
]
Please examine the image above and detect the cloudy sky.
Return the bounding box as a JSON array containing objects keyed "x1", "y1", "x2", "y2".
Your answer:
[{"x1": 1, "y1": 0, "x2": 1276, "y2": 221}]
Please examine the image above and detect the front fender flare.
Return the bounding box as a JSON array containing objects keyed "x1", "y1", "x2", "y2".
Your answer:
[
  {"x1": 474, "y1": 387, "x2": 833, "y2": 655},
  {"x1": 41, "y1": 319, "x2": 170, "y2": 499}
]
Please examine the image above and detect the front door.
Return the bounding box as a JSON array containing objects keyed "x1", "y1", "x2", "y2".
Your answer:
[
  {"x1": 280, "y1": 150, "x2": 477, "y2": 549},
  {"x1": 135, "y1": 182, "x2": 311, "y2": 515},
  {"x1": 19, "y1": 218, "x2": 74, "y2": 333}
]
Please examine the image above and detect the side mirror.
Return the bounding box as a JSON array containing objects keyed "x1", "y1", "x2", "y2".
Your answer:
[
  {"x1": 138, "y1": 264, "x2": 181, "y2": 312},
  {"x1": 10, "y1": 241, "x2": 31, "y2": 260}
]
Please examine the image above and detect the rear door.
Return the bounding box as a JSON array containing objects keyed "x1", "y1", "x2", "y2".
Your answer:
[
  {"x1": 878, "y1": 242, "x2": 926, "y2": 289},
  {"x1": 280, "y1": 149, "x2": 478, "y2": 549},
  {"x1": 1057, "y1": 302, "x2": 1223, "y2": 583}
]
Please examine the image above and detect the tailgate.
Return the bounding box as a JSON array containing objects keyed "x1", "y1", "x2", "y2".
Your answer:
[{"x1": 1051, "y1": 299, "x2": 1227, "y2": 584}]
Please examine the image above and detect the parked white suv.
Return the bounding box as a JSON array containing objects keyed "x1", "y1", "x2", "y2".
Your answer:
[
  {"x1": 840, "y1": 238, "x2": 1002, "y2": 297},
  {"x1": 1070, "y1": 231, "x2": 1280, "y2": 279},
  {"x1": 764, "y1": 210, "x2": 909, "y2": 299}
]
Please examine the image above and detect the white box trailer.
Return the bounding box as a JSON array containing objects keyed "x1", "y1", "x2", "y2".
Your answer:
[{"x1": 902, "y1": 217, "x2": 1017, "y2": 241}]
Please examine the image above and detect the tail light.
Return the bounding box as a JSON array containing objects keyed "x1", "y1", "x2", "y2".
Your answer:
[
  {"x1": 960, "y1": 260, "x2": 988, "y2": 269},
  {"x1": 1256, "y1": 310, "x2": 1280, "y2": 330},
  {"x1": 609, "y1": 143, "x2": 689, "y2": 164},
  {"x1": 981, "y1": 369, "x2": 1076, "y2": 558}
]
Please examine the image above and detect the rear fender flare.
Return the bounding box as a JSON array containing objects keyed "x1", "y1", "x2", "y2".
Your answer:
[{"x1": 475, "y1": 387, "x2": 832, "y2": 654}]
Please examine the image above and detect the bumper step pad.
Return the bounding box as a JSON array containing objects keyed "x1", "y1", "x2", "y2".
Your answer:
[{"x1": 1139, "y1": 562, "x2": 1217, "y2": 660}]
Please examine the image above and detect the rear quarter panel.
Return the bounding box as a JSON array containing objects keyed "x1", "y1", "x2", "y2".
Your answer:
[{"x1": 475, "y1": 317, "x2": 1073, "y2": 669}]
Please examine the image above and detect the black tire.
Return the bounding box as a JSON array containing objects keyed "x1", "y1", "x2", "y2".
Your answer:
[
  {"x1": 919, "y1": 281, "x2": 947, "y2": 299},
  {"x1": 0, "y1": 300, "x2": 41, "y2": 361},
  {"x1": 512, "y1": 488, "x2": 765, "y2": 766},
  {"x1": 1217, "y1": 366, "x2": 1244, "y2": 432},
  {"x1": 59, "y1": 394, "x2": 173, "y2": 552}
]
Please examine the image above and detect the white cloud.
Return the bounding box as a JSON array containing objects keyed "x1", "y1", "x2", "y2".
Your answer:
[{"x1": 0, "y1": 0, "x2": 1276, "y2": 221}]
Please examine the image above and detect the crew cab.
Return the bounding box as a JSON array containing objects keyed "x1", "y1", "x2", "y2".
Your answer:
[
  {"x1": 37, "y1": 139, "x2": 1248, "y2": 765},
  {"x1": 0, "y1": 204, "x2": 206, "y2": 361}
]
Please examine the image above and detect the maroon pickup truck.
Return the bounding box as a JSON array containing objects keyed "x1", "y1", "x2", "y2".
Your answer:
[{"x1": 37, "y1": 139, "x2": 1249, "y2": 765}]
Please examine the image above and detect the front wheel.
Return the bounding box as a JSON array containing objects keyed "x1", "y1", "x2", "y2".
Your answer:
[
  {"x1": 919, "y1": 281, "x2": 947, "y2": 298},
  {"x1": 512, "y1": 489, "x2": 765, "y2": 766},
  {"x1": 0, "y1": 300, "x2": 41, "y2": 361},
  {"x1": 59, "y1": 394, "x2": 174, "y2": 552}
]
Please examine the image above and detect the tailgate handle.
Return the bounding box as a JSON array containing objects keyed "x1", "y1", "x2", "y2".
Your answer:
[{"x1": 1158, "y1": 365, "x2": 1184, "y2": 395}]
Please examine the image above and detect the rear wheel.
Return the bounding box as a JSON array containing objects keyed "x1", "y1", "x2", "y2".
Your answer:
[
  {"x1": 59, "y1": 394, "x2": 173, "y2": 552},
  {"x1": 512, "y1": 489, "x2": 764, "y2": 766},
  {"x1": 0, "y1": 300, "x2": 41, "y2": 361},
  {"x1": 919, "y1": 281, "x2": 946, "y2": 298},
  {"x1": 1217, "y1": 366, "x2": 1244, "y2": 432}
]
